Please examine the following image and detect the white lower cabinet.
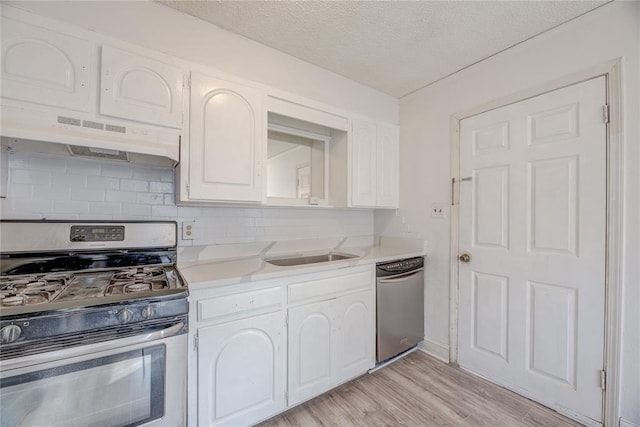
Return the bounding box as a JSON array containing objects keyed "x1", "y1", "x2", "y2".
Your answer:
[
  {"x1": 197, "y1": 311, "x2": 286, "y2": 427},
  {"x1": 288, "y1": 299, "x2": 338, "y2": 406},
  {"x1": 288, "y1": 290, "x2": 375, "y2": 406},
  {"x1": 190, "y1": 265, "x2": 375, "y2": 426},
  {"x1": 336, "y1": 290, "x2": 375, "y2": 383}
]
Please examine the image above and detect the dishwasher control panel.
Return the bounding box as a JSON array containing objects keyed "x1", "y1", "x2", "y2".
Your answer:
[{"x1": 376, "y1": 256, "x2": 424, "y2": 276}]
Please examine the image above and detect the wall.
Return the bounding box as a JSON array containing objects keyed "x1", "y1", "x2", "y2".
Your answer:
[
  {"x1": 0, "y1": 152, "x2": 374, "y2": 246},
  {"x1": 267, "y1": 146, "x2": 310, "y2": 198},
  {"x1": 375, "y1": 1, "x2": 639, "y2": 424},
  {"x1": 2, "y1": 0, "x2": 398, "y2": 125}
]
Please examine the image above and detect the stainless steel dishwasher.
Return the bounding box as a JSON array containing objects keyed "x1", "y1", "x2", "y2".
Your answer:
[{"x1": 376, "y1": 256, "x2": 425, "y2": 363}]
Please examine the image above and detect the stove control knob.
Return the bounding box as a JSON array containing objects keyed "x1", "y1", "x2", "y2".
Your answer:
[
  {"x1": 117, "y1": 308, "x2": 134, "y2": 323},
  {"x1": 141, "y1": 305, "x2": 155, "y2": 320},
  {"x1": 1, "y1": 325, "x2": 22, "y2": 344}
]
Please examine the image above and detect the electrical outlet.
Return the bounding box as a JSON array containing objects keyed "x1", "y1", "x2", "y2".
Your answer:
[
  {"x1": 182, "y1": 221, "x2": 195, "y2": 240},
  {"x1": 431, "y1": 203, "x2": 447, "y2": 219}
]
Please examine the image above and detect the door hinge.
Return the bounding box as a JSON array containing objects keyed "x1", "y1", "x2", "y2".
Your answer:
[
  {"x1": 285, "y1": 312, "x2": 289, "y2": 328},
  {"x1": 600, "y1": 370, "x2": 606, "y2": 390},
  {"x1": 285, "y1": 391, "x2": 288, "y2": 404},
  {"x1": 193, "y1": 334, "x2": 199, "y2": 351},
  {"x1": 186, "y1": 183, "x2": 190, "y2": 196},
  {"x1": 603, "y1": 105, "x2": 609, "y2": 124}
]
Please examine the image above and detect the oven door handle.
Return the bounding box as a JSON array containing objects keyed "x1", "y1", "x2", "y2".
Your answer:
[{"x1": 140, "y1": 322, "x2": 185, "y2": 343}]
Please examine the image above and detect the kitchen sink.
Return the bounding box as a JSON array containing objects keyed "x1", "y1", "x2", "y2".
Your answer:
[{"x1": 265, "y1": 252, "x2": 358, "y2": 267}]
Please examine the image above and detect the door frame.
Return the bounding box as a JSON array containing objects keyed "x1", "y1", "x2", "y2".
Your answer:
[{"x1": 448, "y1": 59, "x2": 624, "y2": 427}]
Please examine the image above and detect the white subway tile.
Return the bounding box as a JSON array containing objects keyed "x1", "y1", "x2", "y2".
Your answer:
[
  {"x1": 53, "y1": 200, "x2": 89, "y2": 214},
  {"x1": 81, "y1": 214, "x2": 115, "y2": 220},
  {"x1": 120, "y1": 179, "x2": 148, "y2": 192},
  {"x1": 6, "y1": 184, "x2": 33, "y2": 199},
  {"x1": 8, "y1": 153, "x2": 29, "y2": 168},
  {"x1": 177, "y1": 206, "x2": 201, "y2": 217},
  {"x1": 137, "y1": 193, "x2": 164, "y2": 205},
  {"x1": 164, "y1": 194, "x2": 175, "y2": 205},
  {"x1": 89, "y1": 202, "x2": 122, "y2": 215},
  {"x1": 102, "y1": 164, "x2": 133, "y2": 179},
  {"x1": 72, "y1": 188, "x2": 105, "y2": 202},
  {"x1": 106, "y1": 190, "x2": 137, "y2": 203},
  {"x1": 51, "y1": 172, "x2": 88, "y2": 188},
  {"x1": 132, "y1": 167, "x2": 165, "y2": 181},
  {"x1": 33, "y1": 185, "x2": 71, "y2": 200},
  {"x1": 11, "y1": 199, "x2": 53, "y2": 213},
  {"x1": 151, "y1": 205, "x2": 178, "y2": 217},
  {"x1": 10, "y1": 169, "x2": 50, "y2": 185},
  {"x1": 67, "y1": 158, "x2": 102, "y2": 176},
  {"x1": 122, "y1": 204, "x2": 151, "y2": 216},
  {"x1": 29, "y1": 155, "x2": 67, "y2": 172},
  {"x1": 87, "y1": 176, "x2": 120, "y2": 190},
  {"x1": 161, "y1": 171, "x2": 174, "y2": 182},
  {"x1": 149, "y1": 182, "x2": 173, "y2": 193}
]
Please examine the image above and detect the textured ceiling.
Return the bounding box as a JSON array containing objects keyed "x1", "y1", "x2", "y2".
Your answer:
[{"x1": 157, "y1": 1, "x2": 607, "y2": 98}]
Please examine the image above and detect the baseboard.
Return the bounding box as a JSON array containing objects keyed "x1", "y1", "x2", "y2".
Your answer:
[
  {"x1": 418, "y1": 339, "x2": 449, "y2": 363},
  {"x1": 620, "y1": 418, "x2": 640, "y2": 427}
]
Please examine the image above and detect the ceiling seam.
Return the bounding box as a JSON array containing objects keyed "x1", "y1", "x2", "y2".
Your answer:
[{"x1": 399, "y1": 1, "x2": 613, "y2": 100}]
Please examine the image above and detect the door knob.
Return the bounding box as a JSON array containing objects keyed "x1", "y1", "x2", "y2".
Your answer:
[{"x1": 459, "y1": 253, "x2": 471, "y2": 263}]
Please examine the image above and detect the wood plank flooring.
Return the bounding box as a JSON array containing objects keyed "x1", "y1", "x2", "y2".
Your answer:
[{"x1": 259, "y1": 351, "x2": 582, "y2": 427}]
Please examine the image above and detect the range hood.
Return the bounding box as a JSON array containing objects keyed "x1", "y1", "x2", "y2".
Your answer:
[
  {"x1": 1, "y1": 137, "x2": 177, "y2": 168},
  {"x1": 0, "y1": 106, "x2": 180, "y2": 168}
]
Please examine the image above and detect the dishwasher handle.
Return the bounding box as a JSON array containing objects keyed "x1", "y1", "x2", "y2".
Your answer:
[{"x1": 377, "y1": 268, "x2": 424, "y2": 283}]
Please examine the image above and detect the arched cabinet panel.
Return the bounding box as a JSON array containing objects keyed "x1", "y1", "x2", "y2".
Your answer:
[
  {"x1": 188, "y1": 72, "x2": 264, "y2": 202},
  {"x1": 337, "y1": 291, "x2": 375, "y2": 383},
  {"x1": 100, "y1": 45, "x2": 184, "y2": 128},
  {"x1": 1, "y1": 17, "x2": 91, "y2": 111},
  {"x1": 287, "y1": 299, "x2": 338, "y2": 406},
  {"x1": 198, "y1": 311, "x2": 285, "y2": 427}
]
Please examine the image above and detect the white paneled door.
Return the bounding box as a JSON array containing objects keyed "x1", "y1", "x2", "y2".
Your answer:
[{"x1": 458, "y1": 77, "x2": 606, "y2": 424}]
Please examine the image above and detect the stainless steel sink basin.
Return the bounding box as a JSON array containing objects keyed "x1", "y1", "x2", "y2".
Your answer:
[{"x1": 265, "y1": 253, "x2": 358, "y2": 267}]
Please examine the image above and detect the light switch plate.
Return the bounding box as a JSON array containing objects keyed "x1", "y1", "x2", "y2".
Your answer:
[{"x1": 431, "y1": 203, "x2": 447, "y2": 219}]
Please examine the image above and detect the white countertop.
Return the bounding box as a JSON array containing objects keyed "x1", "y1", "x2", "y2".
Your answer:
[{"x1": 177, "y1": 237, "x2": 426, "y2": 290}]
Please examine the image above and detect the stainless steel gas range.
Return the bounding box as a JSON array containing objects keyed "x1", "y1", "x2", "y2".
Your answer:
[{"x1": 0, "y1": 220, "x2": 188, "y2": 427}]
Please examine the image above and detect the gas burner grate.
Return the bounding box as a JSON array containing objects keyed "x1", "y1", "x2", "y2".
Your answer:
[
  {"x1": 0, "y1": 273, "x2": 73, "y2": 306},
  {"x1": 104, "y1": 267, "x2": 170, "y2": 296}
]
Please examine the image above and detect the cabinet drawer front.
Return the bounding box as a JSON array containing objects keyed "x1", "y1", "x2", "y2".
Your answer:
[
  {"x1": 288, "y1": 268, "x2": 373, "y2": 305},
  {"x1": 198, "y1": 287, "x2": 283, "y2": 323}
]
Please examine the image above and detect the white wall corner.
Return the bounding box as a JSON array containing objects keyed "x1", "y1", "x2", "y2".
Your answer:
[{"x1": 418, "y1": 339, "x2": 450, "y2": 363}]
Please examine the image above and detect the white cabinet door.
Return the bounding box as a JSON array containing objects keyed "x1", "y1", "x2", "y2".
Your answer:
[
  {"x1": 198, "y1": 312, "x2": 285, "y2": 427},
  {"x1": 351, "y1": 119, "x2": 399, "y2": 208},
  {"x1": 1, "y1": 16, "x2": 92, "y2": 112},
  {"x1": 351, "y1": 119, "x2": 377, "y2": 207},
  {"x1": 376, "y1": 124, "x2": 399, "y2": 208},
  {"x1": 100, "y1": 45, "x2": 184, "y2": 129},
  {"x1": 336, "y1": 290, "x2": 375, "y2": 383},
  {"x1": 288, "y1": 299, "x2": 338, "y2": 406},
  {"x1": 188, "y1": 72, "x2": 264, "y2": 202}
]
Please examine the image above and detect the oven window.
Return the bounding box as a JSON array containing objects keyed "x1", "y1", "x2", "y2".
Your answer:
[{"x1": 0, "y1": 345, "x2": 165, "y2": 427}]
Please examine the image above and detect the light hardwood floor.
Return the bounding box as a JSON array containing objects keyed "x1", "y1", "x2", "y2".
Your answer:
[{"x1": 259, "y1": 351, "x2": 583, "y2": 427}]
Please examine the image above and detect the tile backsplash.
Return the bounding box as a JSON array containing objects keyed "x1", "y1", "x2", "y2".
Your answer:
[{"x1": 0, "y1": 152, "x2": 373, "y2": 246}]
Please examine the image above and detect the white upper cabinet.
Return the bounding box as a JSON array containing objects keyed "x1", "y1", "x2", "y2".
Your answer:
[
  {"x1": 351, "y1": 119, "x2": 399, "y2": 208},
  {"x1": 351, "y1": 120, "x2": 378, "y2": 207},
  {"x1": 1, "y1": 17, "x2": 92, "y2": 112},
  {"x1": 376, "y1": 124, "x2": 400, "y2": 208},
  {"x1": 186, "y1": 72, "x2": 264, "y2": 203},
  {"x1": 100, "y1": 45, "x2": 184, "y2": 129}
]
